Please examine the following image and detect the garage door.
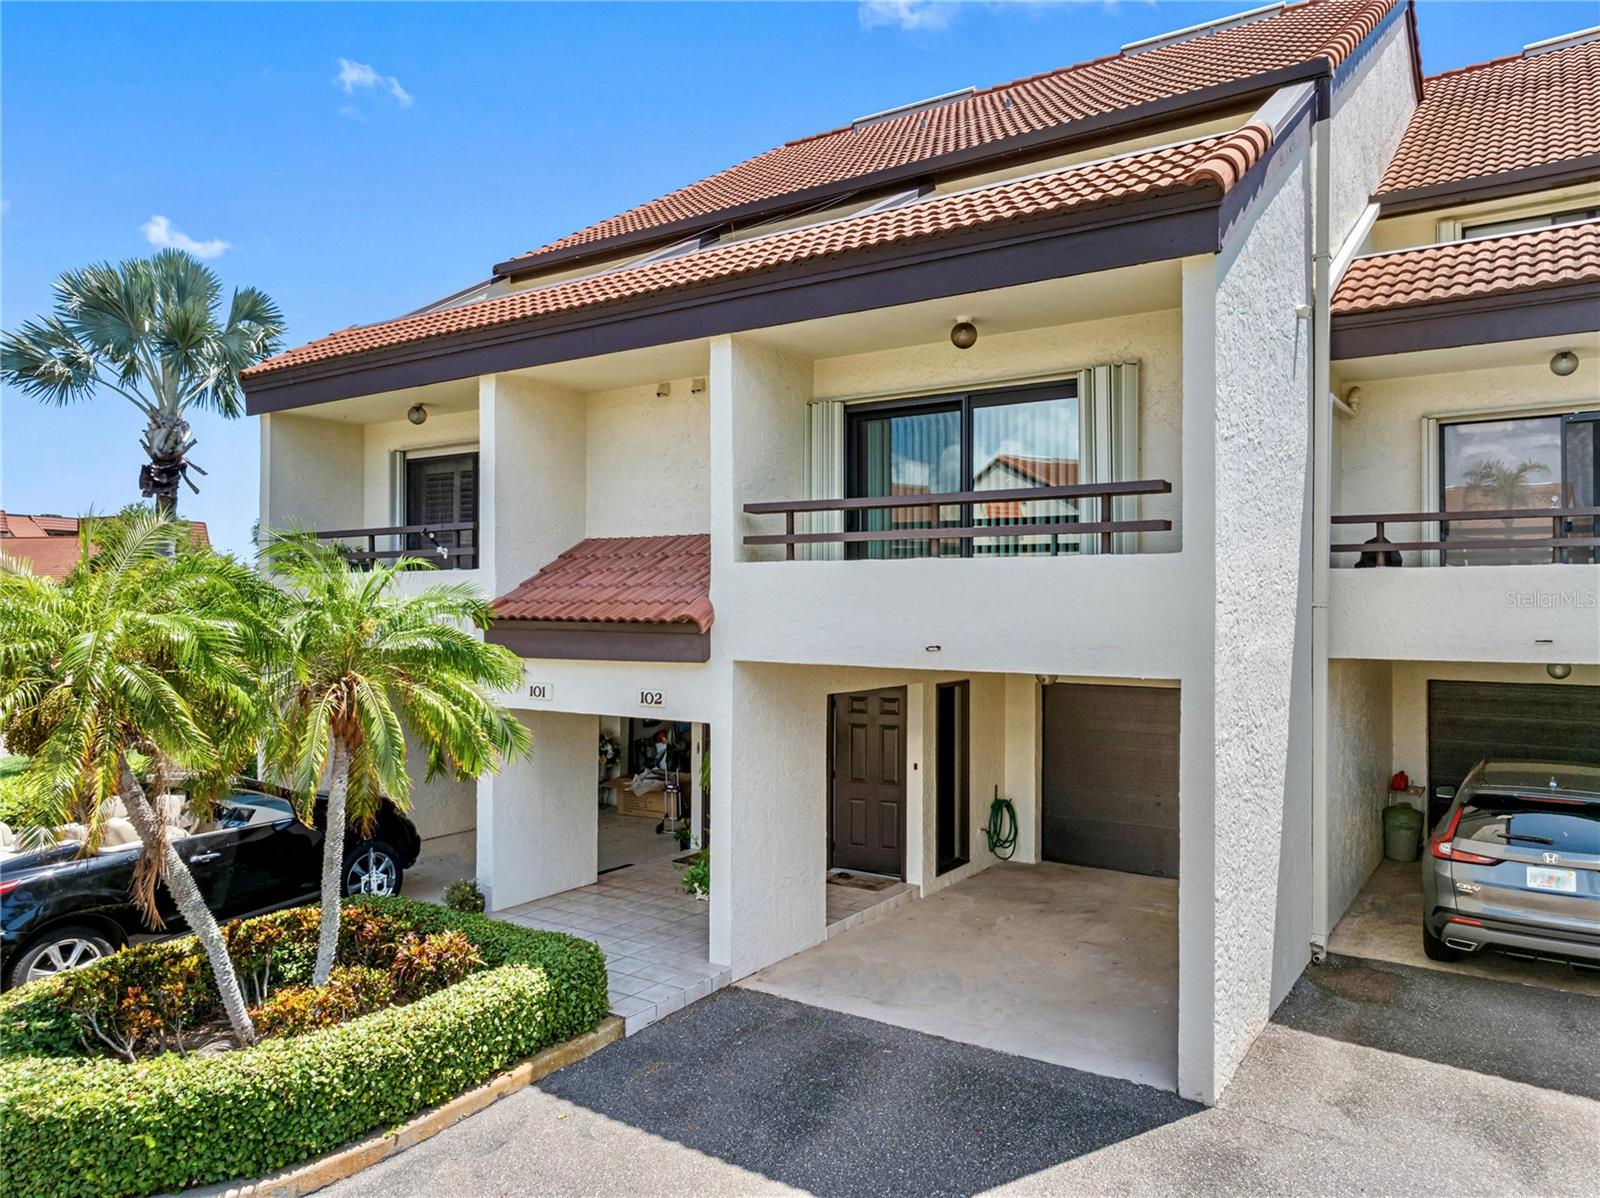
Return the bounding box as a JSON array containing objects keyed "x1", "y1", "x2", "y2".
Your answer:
[
  {"x1": 1041, "y1": 683, "x2": 1179, "y2": 878},
  {"x1": 1427, "y1": 681, "x2": 1600, "y2": 826}
]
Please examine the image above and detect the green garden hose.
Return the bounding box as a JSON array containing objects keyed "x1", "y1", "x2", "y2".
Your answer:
[{"x1": 985, "y1": 786, "x2": 1018, "y2": 859}]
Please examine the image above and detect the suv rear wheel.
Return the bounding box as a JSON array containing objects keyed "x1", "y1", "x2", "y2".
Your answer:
[{"x1": 11, "y1": 925, "x2": 118, "y2": 988}]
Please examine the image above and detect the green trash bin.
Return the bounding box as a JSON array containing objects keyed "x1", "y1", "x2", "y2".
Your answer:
[{"x1": 1384, "y1": 802, "x2": 1423, "y2": 862}]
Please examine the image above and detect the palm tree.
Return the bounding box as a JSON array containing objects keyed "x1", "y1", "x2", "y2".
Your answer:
[
  {"x1": 0, "y1": 514, "x2": 276, "y2": 1044},
  {"x1": 262, "y1": 534, "x2": 531, "y2": 986},
  {"x1": 0, "y1": 249, "x2": 283, "y2": 516}
]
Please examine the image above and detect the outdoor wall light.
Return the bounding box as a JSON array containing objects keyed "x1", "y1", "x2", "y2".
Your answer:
[
  {"x1": 925, "y1": 644, "x2": 942, "y2": 653},
  {"x1": 1550, "y1": 350, "x2": 1579, "y2": 377},
  {"x1": 407, "y1": 403, "x2": 428, "y2": 426},
  {"x1": 1547, "y1": 662, "x2": 1573, "y2": 680},
  {"x1": 950, "y1": 319, "x2": 978, "y2": 350},
  {"x1": 656, "y1": 381, "x2": 673, "y2": 398}
]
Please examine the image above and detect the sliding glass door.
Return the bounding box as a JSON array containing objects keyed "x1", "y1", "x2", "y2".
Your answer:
[{"x1": 847, "y1": 381, "x2": 1080, "y2": 559}]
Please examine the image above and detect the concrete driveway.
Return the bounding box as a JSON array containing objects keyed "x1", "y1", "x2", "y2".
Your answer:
[{"x1": 319, "y1": 960, "x2": 1599, "y2": 1198}]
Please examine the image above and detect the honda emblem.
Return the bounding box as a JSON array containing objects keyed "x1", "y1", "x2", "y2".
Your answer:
[{"x1": 1542, "y1": 852, "x2": 1561, "y2": 865}]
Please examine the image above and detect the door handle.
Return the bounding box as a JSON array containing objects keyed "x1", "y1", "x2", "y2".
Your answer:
[{"x1": 190, "y1": 851, "x2": 222, "y2": 863}]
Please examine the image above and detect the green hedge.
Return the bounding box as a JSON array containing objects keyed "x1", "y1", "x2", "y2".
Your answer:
[{"x1": 0, "y1": 898, "x2": 608, "y2": 1198}]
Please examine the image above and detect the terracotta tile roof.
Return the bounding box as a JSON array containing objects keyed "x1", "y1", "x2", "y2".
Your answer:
[
  {"x1": 502, "y1": 0, "x2": 1394, "y2": 271},
  {"x1": 492, "y1": 535, "x2": 713, "y2": 631},
  {"x1": 0, "y1": 512, "x2": 212, "y2": 581},
  {"x1": 1376, "y1": 39, "x2": 1600, "y2": 198},
  {"x1": 248, "y1": 126, "x2": 1273, "y2": 379},
  {"x1": 1331, "y1": 220, "x2": 1600, "y2": 315},
  {"x1": 979, "y1": 455, "x2": 1082, "y2": 487}
]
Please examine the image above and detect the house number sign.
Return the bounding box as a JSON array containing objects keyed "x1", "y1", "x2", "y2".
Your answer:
[
  {"x1": 527, "y1": 682, "x2": 553, "y2": 702},
  {"x1": 639, "y1": 690, "x2": 665, "y2": 707}
]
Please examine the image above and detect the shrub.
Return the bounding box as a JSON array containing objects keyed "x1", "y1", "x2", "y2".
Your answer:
[
  {"x1": 250, "y1": 965, "x2": 396, "y2": 1039},
  {"x1": 681, "y1": 850, "x2": 709, "y2": 896},
  {"x1": 390, "y1": 930, "x2": 482, "y2": 1003},
  {"x1": 443, "y1": 878, "x2": 486, "y2": 913},
  {"x1": 0, "y1": 898, "x2": 609, "y2": 1198}
]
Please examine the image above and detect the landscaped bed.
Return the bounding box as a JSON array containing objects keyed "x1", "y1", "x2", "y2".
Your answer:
[{"x1": 0, "y1": 896, "x2": 608, "y2": 1198}]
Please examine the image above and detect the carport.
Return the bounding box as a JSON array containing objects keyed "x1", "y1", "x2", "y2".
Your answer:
[
  {"x1": 1327, "y1": 670, "x2": 1600, "y2": 994},
  {"x1": 742, "y1": 861, "x2": 1179, "y2": 1089}
]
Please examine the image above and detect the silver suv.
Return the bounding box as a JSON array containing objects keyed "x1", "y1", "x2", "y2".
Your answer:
[{"x1": 1423, "y1": 760, "x2": 1600, "y2": 968}]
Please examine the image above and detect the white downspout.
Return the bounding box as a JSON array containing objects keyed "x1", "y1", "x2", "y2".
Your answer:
[{"x1": 1309, "y1": 104, "x2": 1334, "y2": 962}]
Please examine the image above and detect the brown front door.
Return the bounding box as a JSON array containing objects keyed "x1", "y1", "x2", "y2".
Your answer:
[{"x1": 830, "y1": 687, "x2": 906, "y2": 878}]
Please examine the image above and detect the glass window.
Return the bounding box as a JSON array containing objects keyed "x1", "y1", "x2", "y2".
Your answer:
[
  {"x1": 1458, "y1": 797, "x2": 1600, "y2": 856},
  {"x1": 847, "y1": 382, "x2": 1080, "y2": 559},
  {"x1": 404, "y1": 452, "x2": 478, "y2": 569},
  {"x1": 852, "y1": 406, "x2": 960, "y2": 559},
  {"x1": 1459, "y1": 207, "x2": 1600, "y2": 240},
  {"x1": 972, "y1": 393, "x2": 1079, "y2": 555},
  {"x1": 1440, "y1": 416, "x2": 1562, "y2": 565}
]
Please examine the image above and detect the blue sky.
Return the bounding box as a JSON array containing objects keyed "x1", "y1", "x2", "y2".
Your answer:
[{"x1": 3, "y1": 0, "x2": 1591, "y2": 557}]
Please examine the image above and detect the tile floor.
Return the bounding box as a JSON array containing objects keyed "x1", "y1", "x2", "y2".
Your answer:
[
  {"x1": 501, "y1": 850, "x2": 730, "y2": 1035},
  {"x1": 825, "y1": 873, "x2": 918, "y2": 938}
]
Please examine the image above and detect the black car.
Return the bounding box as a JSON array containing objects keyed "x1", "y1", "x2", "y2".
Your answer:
[{"x1": 0, "y1": 784, "x2": 421, "y2": 989}]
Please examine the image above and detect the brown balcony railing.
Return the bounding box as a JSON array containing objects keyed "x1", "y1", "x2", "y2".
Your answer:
[
  {"x1": 744, "y1": 480, "x2": 1172, "y2": 560},
  {"x1": 314, "y1": 522, "x2": 478, "y2": 570},
  {"x1": 1332, "y1": 507, "x2": 1600, "y2": 566}
]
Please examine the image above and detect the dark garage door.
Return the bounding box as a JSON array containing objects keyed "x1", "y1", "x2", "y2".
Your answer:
[
  {"x1": 1042, "y1": 683, "x2": 1179, "y2": 878},
  {"x1": 1427, "y1": 681, "x2": 1600, "y2": 826}
]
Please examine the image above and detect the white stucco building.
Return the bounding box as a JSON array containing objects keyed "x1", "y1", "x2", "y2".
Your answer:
[{"x1": 245, "y1": 0, "x2": 1599, "y2": 1104}]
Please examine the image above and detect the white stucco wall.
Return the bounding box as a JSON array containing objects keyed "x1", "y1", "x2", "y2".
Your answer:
[
  {"x1": 1325, "y1": 13, "x2": 1417, "y2": 250},
  {"x1": 259, "y1": 412, "x2": 363, "y2": 535},
  {"x1": 478, "y1": 709, "x2": 598, "y2": 911},
  {"x1": 913, "y1": 673, "x2": 1008, "y2": 897},
  {"x1": 482, "y1": 372, "x2": 587, "y2": 599},
  {"x1": 360, "y1": 409, "x2": 480, "y2": 528},
  {"x1": 584, "y1": 380, "x2": 710, "y2": 539},
  {"x1": 1327, "y1": 658, "x2": 1392, "y2": 924},
  {"x1": 1202, "y1": 141, "x2": 1316, "y2": 1097}
]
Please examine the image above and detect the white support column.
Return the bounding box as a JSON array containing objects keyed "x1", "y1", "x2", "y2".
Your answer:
[
  {"x1": 477, "y1": 710, "x2": 600, "y2": 912},
  {"x1": 1003, "y1": 674, "x2": 1042, "y2": 864}
]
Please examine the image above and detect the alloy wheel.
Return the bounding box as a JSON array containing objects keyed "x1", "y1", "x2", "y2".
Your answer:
[
  {"x1": 26, "y1": 938, "x2": 106, "y2": 983},
  {"x1": 347, "y1": 847, "x2": 398, "y2": 896}
]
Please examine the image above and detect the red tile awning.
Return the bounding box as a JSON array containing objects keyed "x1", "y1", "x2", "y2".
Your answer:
[{"x1": 492, "y1": 534, "x2": 713, "y2": 632}]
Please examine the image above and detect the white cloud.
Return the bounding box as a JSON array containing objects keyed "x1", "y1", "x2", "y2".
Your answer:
[
  {"x1": 140, "y1": 215, "x2": 231, "y2": 259},
  {"x1": 858, "y1": 0, "x2": 957, "y2": 31},
  {"x1": 335, "y1": 57, "x2": 413, "y2": 110}
]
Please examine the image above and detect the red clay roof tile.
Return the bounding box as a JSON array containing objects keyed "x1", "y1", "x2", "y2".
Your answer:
[
  {"x1": 1331, "y1": 220, "x2": 1600, "y2": 315},
  {"x1": 492, "y1": 535, "x2": 713, "y2": 631},
  {"x1": 1376, "y1": 39, "x2": 1600, "y2": 198},
  {"x1": 502, "y1": 0, "x2": 1394, "y2": 270},
  {"x1": 0, "y1": 512, "x2": 212, "y2": 580},
  {"x1": 248, "y1": 127, "x2": 1273, "y2": 379}
]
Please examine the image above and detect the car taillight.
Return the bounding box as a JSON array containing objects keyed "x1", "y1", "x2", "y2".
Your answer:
[
  {"x1": 1429, "y1": 808, "x2": 1499, "y2": 865},
  {"x1": 0, "y1": 879, "x2": 19, "y2": 897}
]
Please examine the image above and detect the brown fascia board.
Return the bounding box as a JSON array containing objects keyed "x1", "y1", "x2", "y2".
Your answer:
[
  {"x1": 1372, "y1": 155, "x2": 1600, "y2": 217},
  {"x1": 1330, "y1": 280, "x2": 1600, "y2": 360},
  {"x1": 244, "y1": 187, "x2": 1223, "y2": 414},
  {"x1": 487, "y1": 620, "x2": 710, "y2": 664},
  {"x1": 490, "y1": 58, "x2": 1332, "y2": 281}
]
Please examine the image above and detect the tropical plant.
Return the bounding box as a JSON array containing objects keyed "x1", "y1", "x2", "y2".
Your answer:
[
  {"x1": 261, "y1": 534, "x2": 530, "y2": 985},
  {"x1": 0, "y1": 513, "x2": 278, "y2": 1045},
  {"x1": 0, "y1": 249, "x2": 283, "y2": 516}
]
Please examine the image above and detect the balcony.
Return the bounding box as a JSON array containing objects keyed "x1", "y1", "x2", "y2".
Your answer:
[
  {"x1": 313, "y1": 522, "x2": 479, "y2": 570},
  {"x1": 1328, "y1": 506, "x2": 1600, "y2": 664},
  {"x1": 743, "y1": 479, "x2": 1172, "y2": 560}
]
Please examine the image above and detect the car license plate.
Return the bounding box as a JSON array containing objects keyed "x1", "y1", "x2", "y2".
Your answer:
[{"x1": 1526, "y1": 866, "x2": 1577, "y2": 893}]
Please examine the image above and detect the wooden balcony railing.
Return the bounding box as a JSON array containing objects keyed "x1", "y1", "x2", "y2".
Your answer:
[
  {"x1": 1332, "y1": 507, "x2": 1600, "y2": 566},
  {"x1": 314, "y1": 522, "x2": 479, "y2": 570},
  {"x1": 743, "y1": 480, "x2": 1172, "y2": 559}
]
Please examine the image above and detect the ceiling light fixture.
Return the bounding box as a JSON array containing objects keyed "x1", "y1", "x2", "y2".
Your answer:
[
  {"x1": 1547, "y1": 662, "x2": 1573, "y2": 680},
  {"x1": 407, "y1": 404, "x2": 428, "y2": 425},
  {"x1": 1550, "y1": 350, "x2": 1578, "y2": 377},
  {"x1": 950, "y1": 318, "x2": 978, "y2": 350}
]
